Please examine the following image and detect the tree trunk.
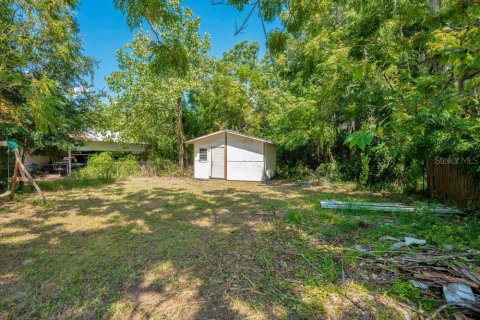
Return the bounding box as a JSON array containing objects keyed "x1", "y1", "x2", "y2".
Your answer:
[
  {"x1": 20, "y1": 147, "x2": 27, "y2": 190},
  {"x1": 177, "y1": 96, "x2": 186, "y2": 172}
]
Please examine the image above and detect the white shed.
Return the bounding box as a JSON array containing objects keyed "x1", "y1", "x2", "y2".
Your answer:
[{"x1": 186, "y1": 130, "x2": 276, "y2": 182}]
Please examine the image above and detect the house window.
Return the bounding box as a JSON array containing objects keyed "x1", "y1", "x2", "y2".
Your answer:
[{"x1": 199, "y1": 148, "x2": 207, "y2": 162}]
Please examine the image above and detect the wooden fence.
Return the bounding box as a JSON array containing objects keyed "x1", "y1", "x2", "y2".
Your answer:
[{"x1": 426, "y1": 158, "x2": 480, "y2": 210}]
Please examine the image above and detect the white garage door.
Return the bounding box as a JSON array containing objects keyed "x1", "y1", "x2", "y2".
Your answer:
[{"x1": 211, "y1": 146, "x2": 224, "y2": 179}]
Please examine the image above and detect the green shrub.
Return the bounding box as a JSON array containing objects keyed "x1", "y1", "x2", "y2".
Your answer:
[
  {"x1": 314, "y1": 162, "x2": 339, "y2": 184},
  {"x1": 152, "y1": 158, "x2": 181, "y2": 175},
  {"x1": 74, "y1": 152, "x2": 141, "y2": 180},
  {"x1": 78, "y1": 153, "x2": 115, "y2": 179},
  {"x1": 114, "y1": 155, "x2": 142, "y2": 179},
  {"x1": 276, "y1": 162, "x2": 313, "y2": 181},
  {"x1": 140, "y1": 158, "x2": 181, "y2": 176}
]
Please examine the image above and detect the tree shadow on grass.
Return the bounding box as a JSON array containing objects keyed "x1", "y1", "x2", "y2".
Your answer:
[{"x1": 0, "y1": 178, "x2": 411, "y2": 319}]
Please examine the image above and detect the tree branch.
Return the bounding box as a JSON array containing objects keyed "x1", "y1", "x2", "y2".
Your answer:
[
  {"x1": 145, "y1": 16, "x2": 162, "y2": 44},
  {"x1": 234, "y1": 1, "x2": 259, "y2": 36}
]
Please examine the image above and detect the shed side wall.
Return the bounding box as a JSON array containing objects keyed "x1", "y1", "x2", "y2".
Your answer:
[{"x1": 226, "y1": 133, "x2": 264, "y2": 181}]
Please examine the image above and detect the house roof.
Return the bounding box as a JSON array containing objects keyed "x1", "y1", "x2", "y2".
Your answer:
[
  {"x1": 186, "y1": 130, "x2": 274, "y2": 144},
  {"x1": 75, "y1": 131, "x2": 117, "y2": 142},
  {"x1": 74, "y1": 130, "x2": 147, "y2": 145}
]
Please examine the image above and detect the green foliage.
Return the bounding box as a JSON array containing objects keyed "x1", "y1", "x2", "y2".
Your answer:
[
  {"x1": 314, "y1": 162, "x2": 339, "y2": 183},
  {"x1": 115, "y1": 156, "x2": 142, "y2": 179},
  {"x1": 0, "y1": 0, "x2": 101, "y2": 156},
  {"x1": 190, "y1": 41, "x2": 269, "y2": 135},
  {"x1": 267, "y1": 29, "x2": 288, "y2": 55},
  {"x1": 146, "y1": 158, "x2": 181, "y2": 176},
  {"x1": 223, "y1": 0, "x2": 480, "y2": 190},
  {"x1": 345, "y1": 130, "x2": 374, "y2": 151},
  {"x1": 101, "y1": 0, "x2": 480, "y2": 192},
  {"x1": 75, "y1": 153, "x2": 141, "y2": 180},
  {"x1": 276, "y1": 162, "x2": 313, "y2": 181},
  {"x1": 390, "y1": 281, "x2": 421, "y2": 303},
  {"x1": 283, "y1": 209, "x2": 303, "y2": 223},
  {"x1": 79, "y1": 153, "x2": 116, "y2": 179},
  {"x1": 105, "y1": 3, "x2": 211, "y2": 168},
  {"x1": 359, "y1": 153, "x2": 370, "y2": 187}
]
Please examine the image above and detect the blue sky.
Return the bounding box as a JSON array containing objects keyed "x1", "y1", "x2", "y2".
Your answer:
[{"x1": 76, "y1": 0, "x2": 278, "y2": 92}]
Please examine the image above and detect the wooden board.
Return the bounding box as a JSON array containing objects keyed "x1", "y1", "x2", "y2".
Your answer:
[{"x1": 320, "y1": 200, "x2": 464, "y2": 214}]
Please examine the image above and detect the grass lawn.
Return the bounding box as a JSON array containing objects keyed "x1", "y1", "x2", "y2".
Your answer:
[{"x1": 1, "y1": 177, "x2": 479, "y2": 319}]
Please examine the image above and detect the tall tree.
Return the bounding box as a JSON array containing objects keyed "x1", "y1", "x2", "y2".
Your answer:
[
  {"x1": 0, "y1": 0, "x2": 98, "y2": 152},
  {"x1": 224, "y1": 0, "x2": 480, "y2": 186},
  {"x1": 107, "y1": 2, "x2": 210, "y2": 170},
  {"x1": 191, "y1": 41, "x2": 272, "y2": 135}
]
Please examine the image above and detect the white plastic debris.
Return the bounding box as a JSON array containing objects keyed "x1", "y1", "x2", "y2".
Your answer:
[
  {"x1": 410, "y1": 280, "x2": 429, "y2": 290},
  {"x1": 23, "y1": 258, "x2": 34, "y2": 265},
  {"x1": 405, "y1": 237, "x2": 426, "y2": 246},
  {"x1": 354, "y1": 244, "x2": 369, "y2": 253},
  {"x1": 443, "y1": 244, "x2": 453, "y2": 251},
  {"x1": 390, "y1": 242, "x2": 407, "y2": 250},
  {"x1": 443, "y1": 283, "x2": 477, "y2": 306}
]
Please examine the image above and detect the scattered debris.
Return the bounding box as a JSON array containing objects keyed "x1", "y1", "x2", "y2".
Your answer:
[
  {"x1": 354, "y1": 244, "x2": 369, "y2": 253},
  {"x1": 320, "y1": 200, "x2": 465, "y2": 214},
  {"x1": 23, "y1": 258, "x2": 33, "y2": 265},
  {"x1": 356, "y1": 242, "x2": 480, "y2": 318},
  {"x1": 390, "y1": 242, "x2": 407, "y2": 250},
  {"x1": 410, "y1": 280, "x2": 429, "y2": 290},
  {"x1": 387, "y1": 236, "x2": 427, "y2": 249},
  {"x1": 405, "y1": 237, "x2": 427, "y2": 246},
  {"x1": 443, "y1": 244, "x2": 454, "y2": 251},
  {"x1": 256, "y1": 211, "x2": 271, "y2": 216},
  {"x1": 443, "y1": 283, "x2": 478, "y2": 306},
  {"x1": 298, "y1": 181, "x2": 312, "y2": 187}
]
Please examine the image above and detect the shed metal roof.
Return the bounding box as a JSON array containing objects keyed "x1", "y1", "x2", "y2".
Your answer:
[{"x1": 186, "y1": 130, "x2": 274, "y2": 144}]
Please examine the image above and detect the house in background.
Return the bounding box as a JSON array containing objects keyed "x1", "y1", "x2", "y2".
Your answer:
[
  {"x1": 24, "y1": 131, "x2": 147, "y2": 168},
  {"x1": 187, "y1": 130, "x2": 276, "y2": 182}
]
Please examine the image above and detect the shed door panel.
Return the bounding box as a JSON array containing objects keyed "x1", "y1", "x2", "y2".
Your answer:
[{"x1": 211, "y1": 147, "x2": 224, "y2": 178}]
